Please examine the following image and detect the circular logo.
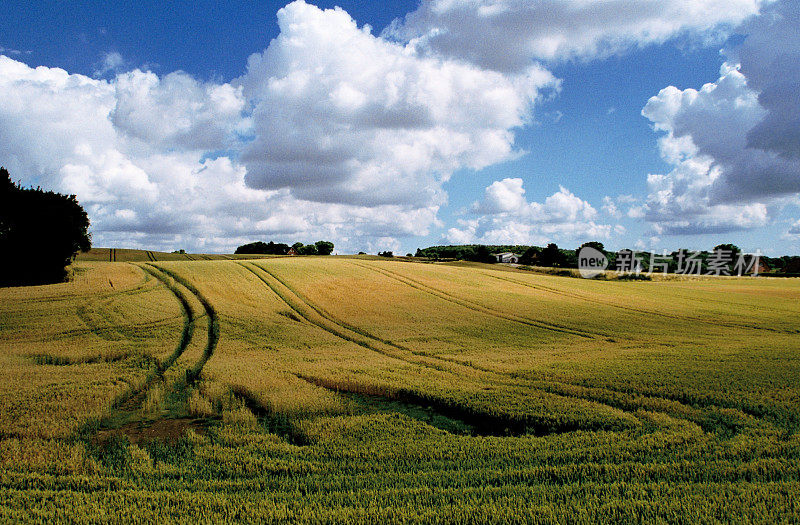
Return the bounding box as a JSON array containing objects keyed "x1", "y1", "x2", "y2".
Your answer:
[{"x1": 577, "y1": 246, "x2": 608, "y2": 278}]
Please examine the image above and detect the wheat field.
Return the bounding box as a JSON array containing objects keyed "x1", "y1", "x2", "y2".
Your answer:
[{"x1": 0, "y1": 255, "x2": 798, "y2": 522}]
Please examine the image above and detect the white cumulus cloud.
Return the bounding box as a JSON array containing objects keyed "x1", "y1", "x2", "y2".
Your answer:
[
  {"x1": 238, "y1": 0, "x2": 557, "y2": 208},
  {"x1": 0, "y1": 54, "x2": 442, "y2": 253},
  {"x1": 1, "y1": 0, "x2": 793, "y2": 253},
  {"x1": 640, "y1": 0, "x2": 800, "y2": 235},
  {"x1": 386, "y1": 0, "x2": 768, "y2": 71},
  {"x1": 448, "y1": 178, "x2": 611, "y2": 245}
]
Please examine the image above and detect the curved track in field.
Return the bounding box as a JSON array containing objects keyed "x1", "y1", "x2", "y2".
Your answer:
[
  {"x1": 268, "y1": 260, "x2": 780, "y2": 433},
  {"x1": 238, "y1": 261, "x2": 654, "y2": 434},
  {"x1": 100, "y1": 264, "x2": 198, "y2": 413},
  {"x1": 139, "y1": 265, "x2": 198, "y2": 373},
  {"x1": 483, "y1": 272, "x2": 796, "y2": 334},
  {"x1": 352, "y1": 262, "x2": 599, "y2": 339},
  {"x1": 98, "y1": 262, "x2": 219, "y2": 418},
  {"x1": 238, "y1": 262, "x2": 411, "y2": 363},
  {"x1": 148, "y1": 264, "x2": 219, "y2": 380}
]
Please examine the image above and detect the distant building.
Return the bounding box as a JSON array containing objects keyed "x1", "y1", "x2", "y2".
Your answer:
[
  {"x1": 286, "y1": 247, "x2": 298, "y2": 256},
  {"x1": 750, "y1": 258, "x2": 771, "y2": 275},
  {"x1": 495, "y1": 252, "x2": 520, "y2": 264}
]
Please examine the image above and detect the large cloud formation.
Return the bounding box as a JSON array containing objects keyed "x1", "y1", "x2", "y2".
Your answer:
[
  {"x1": 238, "y1": 1, "x2": 556, "y2": 207},
  {"x1": 641, "y1": 0, "x2": 799, "y2": 235},
  {"x1": 0, "y1": 51, "x2": 439, "y2": 253},
  {"x1": 0, "y1": 0, "x2": 787, "y2": 251},
  {"x1": 386, "y1": 0, "x2": 767, "y2": 72}
]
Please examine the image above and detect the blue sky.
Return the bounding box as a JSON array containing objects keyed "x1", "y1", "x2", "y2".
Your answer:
[{"x1": 1, "y1": 0, "x2": 798, "y2": 255}]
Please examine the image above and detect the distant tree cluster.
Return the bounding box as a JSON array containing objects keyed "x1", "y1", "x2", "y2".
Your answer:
[
  {"x1": 235, "y1": 240, "x2": 334, "y2": 256},
  {"x1": 235, "y1": 241, "x2": 290, "y2": 255},
  {"x1": 0, "y1": 167, "x2": 91, "y2": 286},
  {"x1": 292, "y1": 241, "x2": 334, "y2": 256}
]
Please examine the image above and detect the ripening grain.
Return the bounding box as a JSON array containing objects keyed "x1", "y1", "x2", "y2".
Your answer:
[{"x1": 1, "y1": 256, "x2": 798, "y2": 522}]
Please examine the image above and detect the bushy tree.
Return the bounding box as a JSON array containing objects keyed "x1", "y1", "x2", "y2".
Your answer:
[
  {"x1": 579, "y1": 241, "x2": 605, "y2": 253},
  {"x1": 465, "y1": 245, "x2": 495, "y2": 263},
  {"x1": 298, "y1": 244, "x2": 318, "y2": 255},
  {"x1": 234, "y1": 241, "x2": 290, "y2": 255},
  {"x1": 314, "y1": 241, "x2": 335, "y2": 255},
  {"x1": 0, "y1": 167, "x2": 91, "y2": 286},
  {"x1": 539, "y1": 243, "x2": 565, "y2": 267},
  {"x1": 713, "y1": 243, "x2": 740, "y2": 255},
  {"x1": 519, "y1": 246, "x2": 541, "y2": 265}
]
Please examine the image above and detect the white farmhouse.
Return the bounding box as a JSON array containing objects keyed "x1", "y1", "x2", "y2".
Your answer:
[{"x1": 495, "y1": 252, "x2": 520, "y2": 263}]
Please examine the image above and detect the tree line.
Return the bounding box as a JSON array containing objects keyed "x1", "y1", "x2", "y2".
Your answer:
[{"x1": 415, "y1": 242, "x2": 800, "y2": 275}]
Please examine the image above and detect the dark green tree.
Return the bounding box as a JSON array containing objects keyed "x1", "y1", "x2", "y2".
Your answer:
[
  {"x1": 314, "y1": 241, "x2": 335, "y2": 255},
  {"x1": 234, "y1": 241, "x2": 290, "y2": 255},
  {"x1": 467, "y1": 245, "x2": 495, "y2": 263},
  {"x1": 298, "y1": 244, "x2": 318, "y2": 255},
  {"x1": 519, "y1": 246, "x2": 541, "y2": 265},
  {"x1": 0, "y1": 167, "x2": 91, "y2": 286},
  {"x1": 579, "y1": 241, "x2": 606, "y2": 253},
  {"x1": 539, "y1": 243, "x2": 564, "y2": 267},
  {"x1": 713, "y1": 243, "x2": 741, "y2": 255}
]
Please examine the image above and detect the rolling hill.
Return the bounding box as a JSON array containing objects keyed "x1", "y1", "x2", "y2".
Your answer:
[{"x1": 1, "y1": 256, "x2": 798, "y2": 522}]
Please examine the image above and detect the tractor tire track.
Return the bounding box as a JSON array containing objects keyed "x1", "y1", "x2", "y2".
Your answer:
[
  {"x1": 249, "y1": 261, "x2": 411, "y2": 352},
  {"x1": 104, "y1": 264, "x2": 198, "y2": 412},
  {"x1": 240, "y1": 261, "x2": 650, "y2": 431},
  {"x1": 240, "y1": 261, "x2": 502, "y2": 380},
  {"x1": 237, "y1": 262, "x2": 412, "y2": 364},
  {"x1": 145, "y1": 250, "x2": 157, "y2": 262},
  {"x1": 240, "y1": 261, "x2": 783, "y2": 435},
  {"x1": 149, "y1": 264, "x2": 219, "y2": 382},
  {"x1": 345, "y1": 263, "x2": 774, "y2": 430},
  {"x1": 352, "y1": 262, "x2": 598, "y2": 339},
  {"x1": 246, "y1": 261, "x2": 595, "y2": 384},
  {"x1": 139, "y1": 265, "x2": 200, "y2": 373},
  {"x1": 485, "y1": 272, "x2": 794, "y2": 334}
]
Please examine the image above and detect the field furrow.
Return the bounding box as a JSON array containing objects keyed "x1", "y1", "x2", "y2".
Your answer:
[
  {"x1": 485, "y1": 272, "x2": 797, "y2": 334},
  {"x1": 148, "y1": 264, "x2": 219, "y2": 381},
  {"x1": 353, "y1": 261, "x2": 599, "y2": 339}
]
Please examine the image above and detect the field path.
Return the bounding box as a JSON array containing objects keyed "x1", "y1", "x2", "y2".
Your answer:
[
  {"x1": 352, "y1": 262, "x2": 598, "y2": 339},
  {"x1": 484, "y1": 272, "x2": 794, "y2": 334},
  {"x1": 240, "y1": 261, "x2": 531, "y2": 378},
  {"x1": 97, "y1": 264, "x2": 199, "y2": 416},
  {"x1": 241, "y1": 261, "x2": 652, "y2": 432},
  {"x1": 98, "y1": 262, "x2": 219, "y2": 422},
  {"x1": 148, "y1": 264, "x2": 219, "y2": 381},
  {"x1": 238, "y1": 262, "x2": 412, "y2": 363},
  {"x1": 138, "y1": 265, "x2": 197, "y2": 373}
]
